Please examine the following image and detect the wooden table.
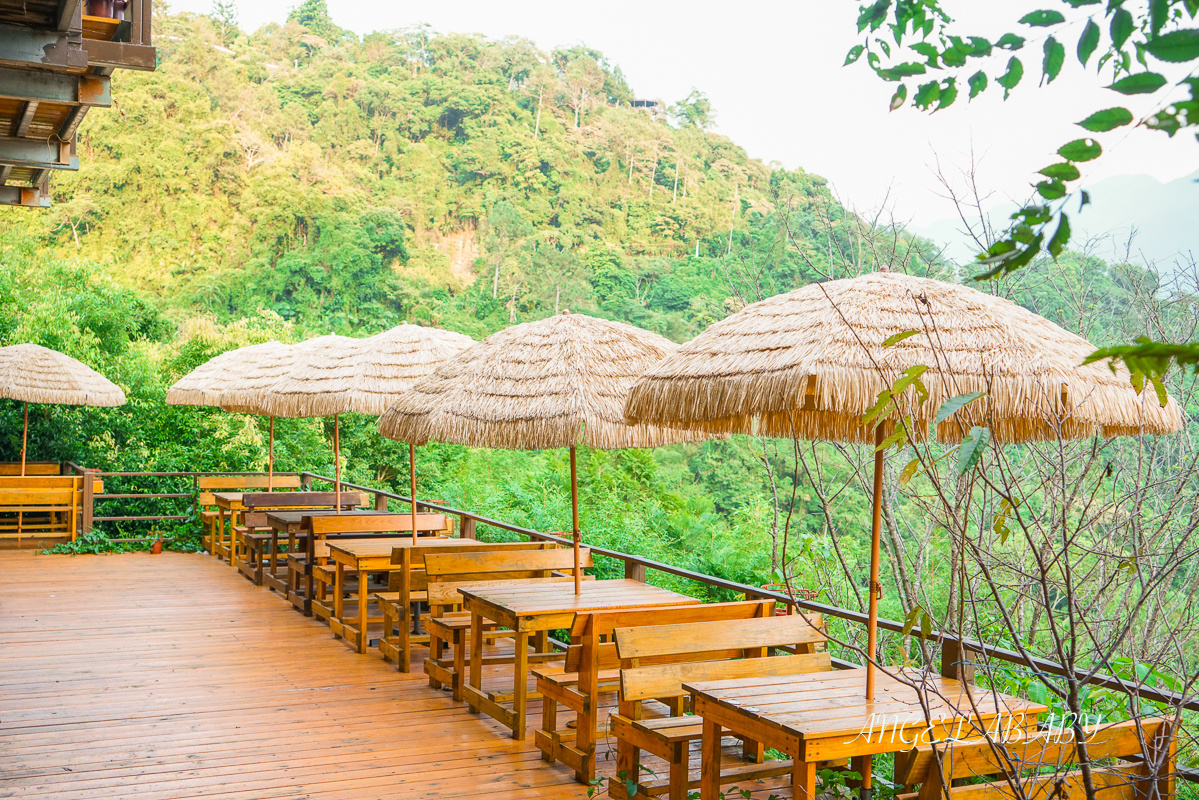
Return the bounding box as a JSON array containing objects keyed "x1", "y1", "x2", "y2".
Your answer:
[
  {"x1": 326, "y1": 536, "x2": 475, "y2": 653},
  {"x1": 265, "y1": 510, "x2": 402, "y2": 614},
  {"x1": 211, "y1": 493, "x2": 248, "y2": 564},
  {"x1": 685, "y1": 668, "x2": 1047, "y2": 800},
  {"x1": 460, "y1": 579, "x2": 700, "y2": 740}
]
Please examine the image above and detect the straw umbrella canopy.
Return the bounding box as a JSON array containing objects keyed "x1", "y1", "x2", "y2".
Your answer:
[
  {"x1": 0, "y1": 343, "x2": 126, "y2": 475},
  {"x1": 259, "y1": 335, "x2": 365, "y2": 509},
  {"x1": 378, "y1": 311, "x2": 706, "y2": 593},
  {"x1": 350, "y1": 323, "x2": 475, "y2": 542},
  {"x1": 165, "y1": 340, "x2": 294, "y2": 489},
  {"x1": 625, "y1": 270, "x2": 1182, "y2": 702}
]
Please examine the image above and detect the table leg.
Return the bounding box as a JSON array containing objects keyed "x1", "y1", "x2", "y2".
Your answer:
[
  {"x1": 513, "y1": 630, "x2": 529, "y2": 740},
  {"x1": 355, "y1": 561, "x2": 368, "y2": 653},
  {"x1": 333, "y1": 563, "x2": 344, "y2": 638},
  {"x1": 700, "y1": 718, "x2": 722, "y2": 800},
  {"x1": 793, "y1": 759, "x2": 817, "y2": 800},
  {"x1": 468, "y1": 611, "x2": 483, "y2": 714}
]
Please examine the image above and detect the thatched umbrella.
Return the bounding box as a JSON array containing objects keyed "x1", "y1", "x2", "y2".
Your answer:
[
  {"x1": 0, "y1": 343, "x2": 126, "y2": 475},
  {"x1": 260, "y1": 335, "x2": 364, "y2": 511},
  {"x1": 625, "y1": 270, "x2": 1182, "y2": 702},
  {"x1": 166, "y1": 340, "x2": 294, "y2": 489},
  {"x1": 378, "y1": 311, "x2": 704, "y2": 593},
  {"x1": 350, "y1": 323, "x2": 475, "y2": 542}
]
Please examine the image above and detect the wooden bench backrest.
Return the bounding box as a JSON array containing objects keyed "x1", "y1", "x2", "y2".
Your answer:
[
  {"x1": 241, "y1": 491, "x2": 365, "y2": 509},
  {"x1": 0, "y1": 476, "x2": 82, "y2": 507},
  {"x1": 895, "y1": 718, "x2": 1174, "y2": 800},
  {"x1": 197, "y1": 475, "x2": 302, "y2": 505},
  {"x1": 615, "y1": 614, "x2": 831, "y2": 702},
  {"x1": 0, "y1": 463, "x2": 60, "y2": 475},
  {"x1": 563, "y1": 599, "x2": 777, "y2": 672},
  {"x1": 387, "y1": 541, "x2": 554, "y2": 592},
  {"x1": 310, "y1": 513, "x2": 447, "y2": 536},
  {"x1": 0, "y1": 476, "x2": 80, "y2": 489},
  {"x1": 424, "y1": 547, "x2": 589, "y2": 607}
]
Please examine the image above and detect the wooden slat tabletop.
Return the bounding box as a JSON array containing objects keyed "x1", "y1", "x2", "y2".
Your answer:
[
  {"x1": 686, "y1": 668, "x2": 1047, "y2": 742},
  {"x1": 460, "y1": 578, "x2": 698, "y2": 616},
  {"x1": 326, "y1": 536, "x2": 470, "y2": 559}
]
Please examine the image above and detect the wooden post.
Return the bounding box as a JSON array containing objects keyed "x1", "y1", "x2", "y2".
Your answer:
[
  {"x1": 570, "y1": 444, "x2": 581, "y2": 595},
  {"x1": 940, "y1": 638, "x2": 976, "y2": 684},
  {"x1": 624, "y1": 561, "x2": 646, "y2": 582},
  {"x1": 374, "y1": 492, "x2": 388, "y2": 511},
  {"x1": 80, "y1": 468, "x2": 93, "y2": 537},
  {"x1": 461, "y1": 516, "x2": 476, "y2": 540},
  {"x1": 20, "y1": 402, "x2": 28, "y2": 476}
]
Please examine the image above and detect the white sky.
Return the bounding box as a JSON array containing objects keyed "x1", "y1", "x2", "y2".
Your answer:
[{"x1": 167, "y1": 0, "x2": 1197, "y2": 227}]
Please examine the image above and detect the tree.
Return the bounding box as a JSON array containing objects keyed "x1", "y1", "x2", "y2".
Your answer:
[
  {"x1": 846, "y1": 0, "x2": 1199, "y2": 385},
  {"x1": 670, "y1": 89, "x2": 714, "y2": 129},
  {"x1": 560, "y1": 56, "x2": 604, "y2": 127},
  {"x1": 482, "y1": 202, "x2": 532, "y2": 299},
  {"x1": 287, "y1": 0, "x2": 340, "y2": 42}
]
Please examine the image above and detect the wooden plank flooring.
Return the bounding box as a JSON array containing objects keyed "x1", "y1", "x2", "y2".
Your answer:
[{"x1": 0, "y1": 551, "x2": 591, "y2": 800}]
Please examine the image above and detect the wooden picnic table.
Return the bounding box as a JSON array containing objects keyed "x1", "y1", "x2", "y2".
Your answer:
[
  {"x1": 212, "y1": 491, "x2": 360, "y2": 567},
  {"x1": 326, "y1": 536, "x2": 475, "y2": 653},
  {"x1": 460, "y1": 579, "x2": 700, "y2": 740},
  {"x1": 684, "y1": 668, "x2": 1048, "y2": 800},
  {"x1": 264, "y1": 509, "x2": 401, "y2": 614}
]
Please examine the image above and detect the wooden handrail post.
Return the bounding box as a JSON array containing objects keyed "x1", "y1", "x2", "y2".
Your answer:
[
  {"x1": 624, "y1": 561, "x2": 646, "y2": 582},
  {"x1": 941, "y1": 637, "x2": 975, "y2": 684},
  {"x1": 374, "y1": 492, "x2": 388, "y2": 511},
  {"x1": 80, "y1": 470, "x2": 93, "y2": 537},
  {"x1": 460, "y1": 516, "x2": 476, "y2": 540}
]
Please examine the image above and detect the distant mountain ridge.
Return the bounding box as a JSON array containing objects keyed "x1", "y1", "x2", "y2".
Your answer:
[{"x1": 914, "y1": 171, "x2": 1199, "y2": 271}]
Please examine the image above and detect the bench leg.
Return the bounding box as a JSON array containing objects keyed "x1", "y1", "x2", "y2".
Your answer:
[
  {"x1": 541, "y1": 690, "x2": 558, "y2": 763},
  {"x1": 452, "y1": 629, "x2": 466, "y2": 702},
  {"x1": 792, "y1": 759, "x2": 817, "y2": 800},
  {"x1": 616, "y1": 733, "x2": 641, "y2": 800},
  {"x1": 467, "y1": 612, "x2": 483, "y2": 713},
  {"x1": 669, "y1": 748, "x2": 689, "y2": 800}
]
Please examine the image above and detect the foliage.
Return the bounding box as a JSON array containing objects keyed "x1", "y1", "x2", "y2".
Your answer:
[{"x1": 847, "y1": 0, "x2": 1199, "y2": 377}]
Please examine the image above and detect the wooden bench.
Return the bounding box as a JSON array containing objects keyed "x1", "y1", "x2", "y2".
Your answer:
[
  {"x1": 422, "y1": 547, "x2": 592, "y2": 702},
  {"x1": 0, "y1": 475, "x2": 94, "y2": 539},
  {"x1": 303, "y1": 512, "x2": 448, "y2": 622},
  {"x1": 375, "y1": 540, "x2": 555, "y2": 672},
  {"x1": 0, "y1": 462, "x2": 62, "y2": 475},
  {"x1": 534, "y1": 599, "x2": 779, "y2": 784},
  {"x1": 894, "y1": 717, "x2": 1174, "y2": 800},
  {"x1": 196, "y1": 475, "x2": 302, "y2": 556},
  {"x1": 609, "y1": 613, "x2": 833, "y2": 800}
]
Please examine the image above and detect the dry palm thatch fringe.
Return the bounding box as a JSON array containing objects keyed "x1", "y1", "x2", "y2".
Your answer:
[
  {"x1": 350, "y1": 323, "x2": 476, "y2": 415},
  {"x1": 624, "y1": 272, "x2": 1183, "y2": 444},
  {"x1": 0, "y1": 343, "x2": 126, "y2": 407},
  {"x1": 378, "y1": 312, "x2": 709, "y2": 450},
  {"x1": 165, "y1": 340, "x2": 292, "y2": 410},
  {"x1": 261, "y1": 335, "x2": 365, "y2": 419}
]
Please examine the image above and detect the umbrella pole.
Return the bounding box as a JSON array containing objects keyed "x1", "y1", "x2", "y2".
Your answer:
[
  {"x1": 570, "y1": 445, "x2": 580, "y2": 595},
  {"x1": 410, "y1": 442, "x2": 418, "y2": 545},
  {"x1": 860, "y1": 424, "x2": 886, "y2": 800},
  {"x1": 21, "y1": 401, "x2": 28, "y2": 476},
  {"x1": 334, "y1": 414, "x2": 341, "y2": 515},
  {"x1": 268, "y1": 417, "x2": 274, "y2": 492}
]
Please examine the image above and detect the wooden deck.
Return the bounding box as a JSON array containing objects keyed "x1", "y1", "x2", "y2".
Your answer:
[{"x1": 0, "y1": 550, "x2": 592, "y2": 800}]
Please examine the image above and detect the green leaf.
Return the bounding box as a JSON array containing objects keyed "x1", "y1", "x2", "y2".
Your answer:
[
  {"x1": 857, "y1": 0, "x2": 891, "y2": 33},
  {"x1": 1047, "y1": 213, "x2": 1071, "y2": 258},
  {"x1": 968, "y1": 37, "x2": 992, "y2": 57},
  {"x1": 901, "y1": 605, "x2": 923, "y2": 636},
  {"x1": 1108, "y1": 72, "x2": 1168, "y2": 94},
  {"x1": 1020, "y1": 9, "x2": 1066, "y2": 26},
  {"x1": 875, "y1": 425, "x2": 908, "y2": 453},
  {"x1": 898, "y1": 457, "x2": 921, "y2": 487},
  {"x1": 1057, "y1": 138, "x2": 1102, "y2": 161},
  {"x1": 910, "y1": 41, "x2": 940, "y2": 64},
  {"x1": 937, "y1": 78, "x2": 958, "y2": 109},
  {"x1": 877, "y1": 61, "x2": 927, "y2": 80},
  {"x1": 971, "y1": 232, "x2": 1043, "y2": 281},
  {"x1": 996, "y1": 33, "x2": 1026, "y2": 50},
  {"x1": 996, "y1": 57, "x2": 1024, "y2": 99},
  {"x1": 844, "y1": 44, "x2": 866, "y2": 65},
  {"x1": 1042, "y1": 37, "x2": 1065, "y2": 83},
  {"x1": 1038, "y1": 162, "x2": 1081, "y2": 180},
  {"x1": 881, "y1": 330, "x2": 920, "y2": 347},
  {"x1": 933, "y1": 392, "x2": 987, "y2": 429},
  {"x1": 1027, "y1": 681, "x2": 1048, "y2": 705},
  {"x1": 1077, "y1": 107, "x2": 1134, "y2": 131},
  {"x1": 1080, "y1": 190, "x2": 1092, "y2": 209},
  {"x1": 1150, "y1": 0, "x2": 1170, "y2": 36},
  {"x1": 861, "y1": 389, "x2": 893, "y2": 428},
  {"x1": 1145, "y1": 29, "x2": 1199, "y2": 62},
  {"x1": 1063, "y1": 0, "x2": 1100, "y2": 6},
  {"x1": 920, "y1": 612, "x2": 933, "y2": 641},
  {"x1": 913, "y1": 80, "x2": 941, "y2": 110},
  {"x1": 1111, "y1": 8, "x2": 1135, "y2": 49},
  {"x1": 1037, "y1": 179, "x2": 1066, "y2": 199},
  {"x1": 968, "y1": 70, "x2": 988, "y2": 98},
  {"x1": 954, "y1": 426, "x2": 991, "y2": 476},
  {"x1": 889, "y1": 84, "x2": 908, "y2": 111},
  {"x1": 1077, "y1": 19, "x2": 1100, "y2": 65},
  {"x1": 891, "y1": 364, "x2": 930, "y2": 398}
]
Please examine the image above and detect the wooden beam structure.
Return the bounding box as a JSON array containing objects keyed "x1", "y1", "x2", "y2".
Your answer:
[{"x1": 0, "y1": 66, "x2": 110, "y2": 107}]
